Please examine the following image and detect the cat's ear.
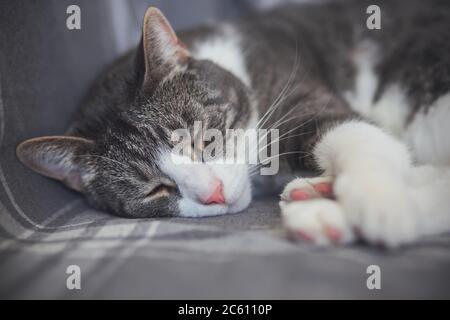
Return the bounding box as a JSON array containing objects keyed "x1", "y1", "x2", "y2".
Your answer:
[
  {"x1": 141, "y1": 7, "x2": 190, "y2": 90},
  {"x1": 16, "y1": 136, "x2": 94, "y2": 192}
]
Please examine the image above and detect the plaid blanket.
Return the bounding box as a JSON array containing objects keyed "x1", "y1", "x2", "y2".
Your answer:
[{"x1": 1, "y1": 0, "x2": 450, "y2": 299}]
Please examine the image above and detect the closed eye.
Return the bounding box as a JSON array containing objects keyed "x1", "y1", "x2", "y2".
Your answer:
[{"x1": 144, "y1": 184, "x2": 176, "y2": 200}]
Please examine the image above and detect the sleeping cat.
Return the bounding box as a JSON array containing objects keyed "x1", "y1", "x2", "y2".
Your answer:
[{"x1": 16, "y1": 0, "x2": 450, "y2": 247}]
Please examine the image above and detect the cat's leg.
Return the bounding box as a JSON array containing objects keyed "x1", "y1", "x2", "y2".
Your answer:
[
  {"x1": 407, "y1": 165, "x2": 450, "y2": 237},
  {"x1": 321, "y1": 122, "x2": 442, "y2": 247},
  {"x1": 281, "y1": 120, "x2": 422, "y2": 247}
]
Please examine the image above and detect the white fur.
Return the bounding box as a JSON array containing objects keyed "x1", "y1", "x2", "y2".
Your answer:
[
  {"x1": 314, "y1": 121, "x2": 416, "y2": 247},
  {"x1": 280, "y1": 198, "x2": 355, "y2": 246},
  {"x1": 192, "y1": 25, "x2": 251, "y2": 87},
  {"x1": 159, "y1": 152, "x2": 251, "y2": 217},
  {"x1": 343, "y1": 41, "x2": 410, "y2": 137},
  {"x1": 281, "y1": 120, "x2": 450, "y2": 247},
  {"x1": 407, "y1": 165, "x2": 450, "y2": 236},
  {"x1": 161, "y1": 25, "x2": 256, "y2": 218},
  {"x1": 343, "y1": 41, "x2": 379, "y2": 118},
  {"x1": 404, "y1": 93, "x2": 450, "y2": 166},
  {"x1": 282, "y1": 121, "x2": 416, "y2": 247},
  {"x1": 342, "y1": 40, "x2": 450, "y2": 166},
  {"x1": 370, "y1": 85, "x2": 410, "y2": 137}
]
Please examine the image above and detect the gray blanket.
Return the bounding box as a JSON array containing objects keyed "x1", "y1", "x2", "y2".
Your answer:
[{"x1": 1, "y1": 0, "x2": 449, "y2": 299}]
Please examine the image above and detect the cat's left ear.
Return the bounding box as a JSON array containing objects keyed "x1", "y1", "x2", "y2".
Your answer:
[
  {"x1": 141, "y1": 7, "x2": 190, "y2": 90},
  {"x1": 16, "y1": 136, "x2": 94, "y2": 192}
]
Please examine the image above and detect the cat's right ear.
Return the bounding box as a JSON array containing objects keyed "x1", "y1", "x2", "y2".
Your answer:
[
  {"x1": 16, "y1": 136, "x2": 94, "y2": 192},
  {"x1": 140, "y1": 7, "x2": 190, "y2": 91}
]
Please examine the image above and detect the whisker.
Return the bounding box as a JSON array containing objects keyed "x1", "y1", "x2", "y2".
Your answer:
[
  {"x1": 256, "y1": 40, "x2": 300, "y2": 130},
  {"x1": 256, "y1": 130, "x2": 315, "y2": 155},
  {"x1": 248, "y1": 111, "x2": 297, "y2": 154},
  {"x1": 252, "y1": 101, "x2": 327, "y2": 156},
  {"x1": 248, "y1": 150, "x2": 313, "y2": 175},
  {"x1": 272, "y1": 95, "x2": 332, "y2": 143}
]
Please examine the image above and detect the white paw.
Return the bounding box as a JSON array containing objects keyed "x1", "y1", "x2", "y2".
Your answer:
[
  {"x1": 334, "y1": 172, "x2": 419, "y2": 248},
  {"x1": 280, "y1": 198, "x2": 355, "y2": 246},
  {"x1": 281, "y1": 176, "x2": 334, "y2": 201}
]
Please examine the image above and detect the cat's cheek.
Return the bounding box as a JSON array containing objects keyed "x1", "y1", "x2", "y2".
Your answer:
[{"x1": 227, "y1": 182, "x2": 252, "y2": 214}]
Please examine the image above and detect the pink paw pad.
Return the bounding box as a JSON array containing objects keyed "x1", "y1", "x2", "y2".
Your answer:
[
  {"x1": 324, "y1": 225, "x2": 342, "y2": 242},
  {"x1": 293, "y1": 230, "x2": 314, "y2": 242},
  {"x1": 313, "y1": 182, "x2": 334, "y2": 197},
  {"x1": 290, "y1": 189, "x2": 311, "y2": 201}
]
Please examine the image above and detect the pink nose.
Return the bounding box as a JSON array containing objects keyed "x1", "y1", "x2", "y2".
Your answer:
[{"x1": 203, "y1": 181, "x2": 225, "y2": 205}]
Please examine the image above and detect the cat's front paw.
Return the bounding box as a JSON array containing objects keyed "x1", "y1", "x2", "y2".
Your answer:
[
  {"x1": 280, "y1": 198, "x2": 355, "y2": 246},
  {"x1": 281, "y1": 176, "x2": 334, "y2": 201},
  {"x1": 334, "y1": 172, "x2": 419, "y2": 248}
]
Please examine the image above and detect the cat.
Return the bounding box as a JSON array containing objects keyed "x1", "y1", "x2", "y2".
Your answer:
[{"x1": 16, "y1": 0, "x2": 450, "y2": 248}]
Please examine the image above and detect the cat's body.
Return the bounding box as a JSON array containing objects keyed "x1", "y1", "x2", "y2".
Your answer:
[{"x1": 17, "y1": 0, "x2": 450, "y2": 247}]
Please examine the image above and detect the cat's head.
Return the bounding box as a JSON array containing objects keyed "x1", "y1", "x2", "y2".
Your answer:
[{"x1": 17, "y1": 7, "x2": 256, "y2": 218}]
